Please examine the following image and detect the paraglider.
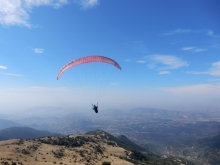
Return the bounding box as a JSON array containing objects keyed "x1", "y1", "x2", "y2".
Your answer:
[
  {"x1": 92, "y1": 103, "x2": 98, "y2": 113},
  {"x1": 57, "y1": 55, "x2": 122, "y2": 113}
]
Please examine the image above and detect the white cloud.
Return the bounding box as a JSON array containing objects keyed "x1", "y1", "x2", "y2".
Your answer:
[
  {"x1": 0, "y1": 0, "x2": 68, "y2": 27},
  {"x1": 154, "y1": 83, "x2": 220, "y2": 110},
  {"x1": 148, "y1": 55, "x2": 189, "y2": 70},
  {"x1": 186, "y1": 71, "x2": 207, "y2": 75},
  {"x1": 182, "y1": 46, "x2": 207, "y2": 53},
  {"x1": 207, "y1": 30, "x2": 220, "y2": 38},
  {"x1": 74, "y1": 0, "x2": 99, "y2": 8},
  {"x1": 158, "y1": 71, "x2": 170, "y2": 75},
  {"x1": 0, "y1": 0, "x2": 30, "y2": 27},
  {"x1": 125, "y1": 59, "x2": 132, "y2": 62},
  {"x1": 1, "y1": 73, "x2": 24, "y2": 76},
  {"x1": 209, "y1": 61, "x2": 220, "y2": 76},
  {"x1": 187, "y1": 61, "x2": 220, "y2": 76},
  {"x1": 161, "y1": 83, "x2": 220, "y2": 95},
  {"x1": 162, "y1": 29, "x2": 194, "y2": 36},
  {"x1": 0, "y1": 65, "x2": 7, "y2": 69},
  {"x1": 182, "y1": 47, "x2": 195, "y2": 51},
  {"x1": 34, "y1": 48, "x2": 44, "y2": 53},
  {"x1": 136, "y1": 60, "x2": 146, "y2": 64},
  {"x1": 194, "y1": 48, "x2": 207, "y2": 52},
  {"x1": 162, "y1": 29, "x2": 220, "y2": 38},
  {"x1": 24, "y1": 0, "x2": 68, "y2": 8}
]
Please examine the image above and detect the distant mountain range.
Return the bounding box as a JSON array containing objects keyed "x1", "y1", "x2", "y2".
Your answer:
[
  {"x1": 0, "y1": 118, "x2": 22, "y2": 130},
  {"x1": 0, "y1": 127, "x2": 63, "y2": 140},
  {"x1": 0, "y1": 135, "x2": 7, "y2": 141}
]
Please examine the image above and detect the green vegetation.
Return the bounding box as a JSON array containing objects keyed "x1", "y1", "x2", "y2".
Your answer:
[
  {"x1": 38, "y1": 136, "x2": 89, "y2": 148},
  {"x1": 102, "y1": 161, "x2": 111, "y2": 165},
  {"x1": 52, "y1": 149, "x2": 65, "y2": 158}
]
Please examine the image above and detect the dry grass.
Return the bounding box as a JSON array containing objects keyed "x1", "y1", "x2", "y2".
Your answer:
[{"x1": 0, "y1": 135, "x2": 133, "y2": 165}]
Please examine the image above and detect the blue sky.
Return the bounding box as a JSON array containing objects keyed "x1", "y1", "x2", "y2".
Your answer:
[{"x1": 0, "y1": 0, "x2": 220, "y2": 113}]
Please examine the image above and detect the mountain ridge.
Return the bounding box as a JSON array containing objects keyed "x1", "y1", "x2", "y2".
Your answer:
[
  {"x1": 0, "y1": 126, "x2": 63, "y2": 140},
  {"x1": 0, "y1": 118, "x2": 22, "y2": 130}
]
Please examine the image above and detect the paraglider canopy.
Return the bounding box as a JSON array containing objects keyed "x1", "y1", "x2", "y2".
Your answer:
[{"x1": 57, "y1": 55, "x2": 122, "y2": 80}]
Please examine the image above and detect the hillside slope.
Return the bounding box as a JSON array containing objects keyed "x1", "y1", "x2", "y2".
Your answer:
[
  {"x1": 0, "y1": 130, "x2": 194, "y2": 165},
  {"x1": 117, "y1": 135, "x2": 148, "y2": 152}
]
